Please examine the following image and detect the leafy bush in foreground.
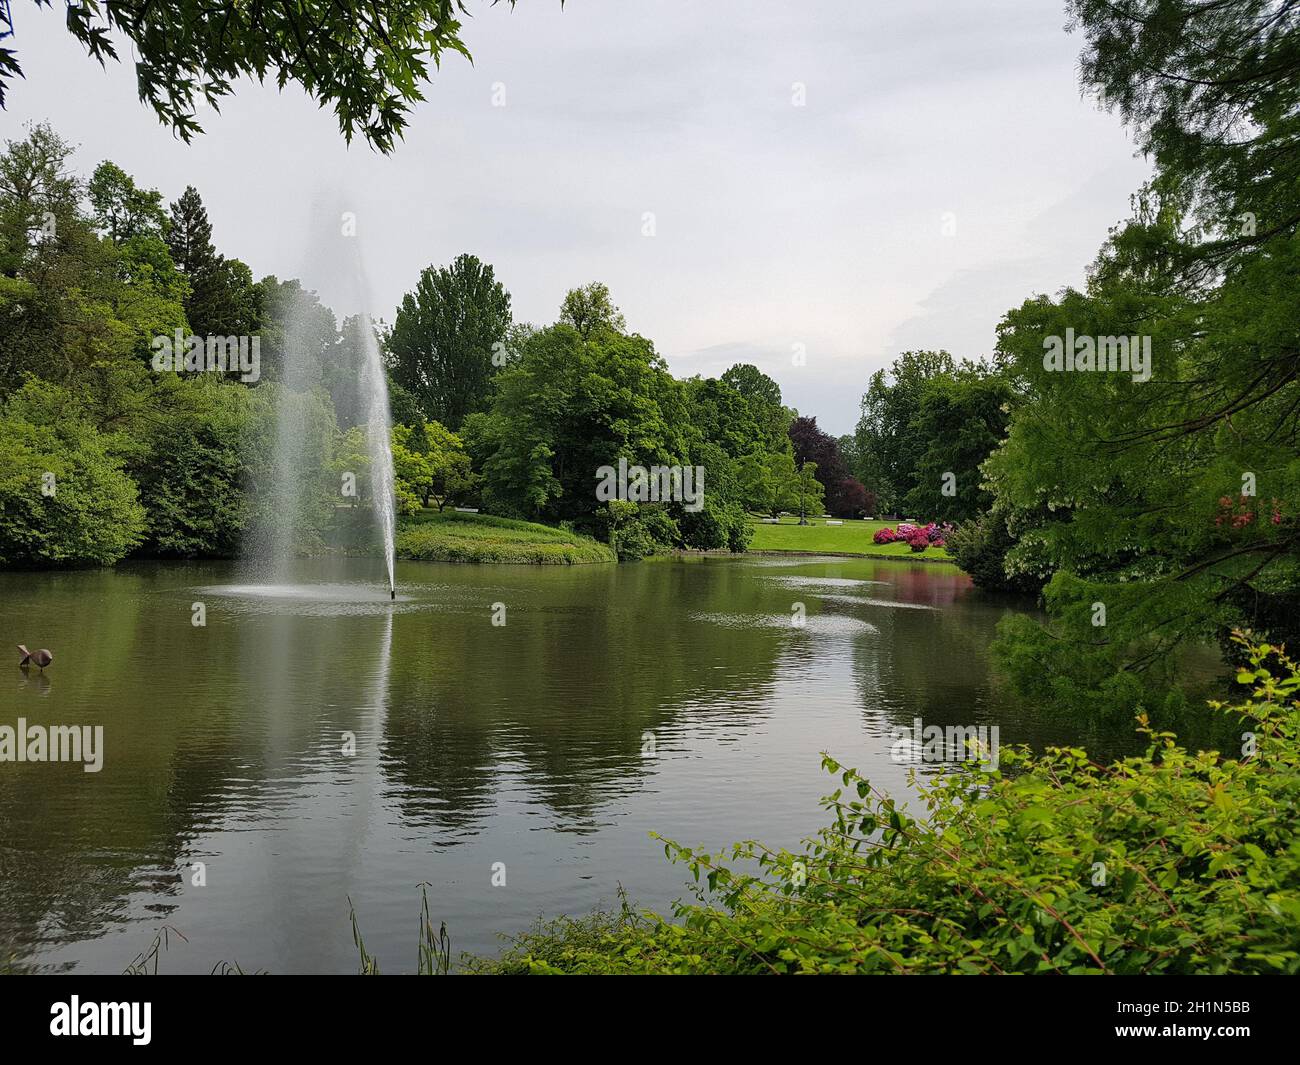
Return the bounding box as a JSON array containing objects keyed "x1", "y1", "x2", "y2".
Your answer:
[{"x1": 472, "y1": 636, "x2": 1300, "y2": 974}]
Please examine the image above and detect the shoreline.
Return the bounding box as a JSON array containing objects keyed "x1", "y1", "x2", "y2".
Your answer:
[{"x1": 673, "y1": 548, "x2": 959, "y2": 565}]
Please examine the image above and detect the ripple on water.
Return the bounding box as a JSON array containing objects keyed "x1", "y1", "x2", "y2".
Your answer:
[
  {"x1": 762, "y1": 575, "x2": 888, "y2": 588},
  {"x1": 817, "y1": 593, "x2": 938, "y2": 610},
  {"x1": 741, "y1": 556, "x2": 861, "y2": 568},
  {"x1": 197, "y1": 583, "x2": 411, "y2": 617},
  {"x1": 689, "y1": 611, "x2": 878, "y2": 635}
]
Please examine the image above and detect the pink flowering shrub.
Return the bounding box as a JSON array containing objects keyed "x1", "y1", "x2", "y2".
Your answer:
[
  {"x1": 874, "y1": 521, "x2": 955, "y2": 551},
  {"x1": 1214, "y1": 494, "x2": 1284, "y2": 529},
  {"x1": 928, "y1": 522, "x2": 954, "y2": 544}
]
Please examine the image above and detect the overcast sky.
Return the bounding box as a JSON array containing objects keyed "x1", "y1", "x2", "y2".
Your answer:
[{"x1": 6, "y1": 0, "x2": 1149, "y2": 435}]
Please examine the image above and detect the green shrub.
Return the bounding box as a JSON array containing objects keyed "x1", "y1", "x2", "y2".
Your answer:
[
  {"x1": 600, "y1": 501, "x2": 678, "y2": 561},
  {"x1": 474, "y1": 635, "x2": 1300, "y2": 974},
  {"x1": 0, "y1": 394, "x2": 145, "y2": 566},
  {"x1": 947, "y1": 506, "x2": 1044, "y2": 595},
  {"x1": 131, "y1": 377, "x2": 259, "y2": 558},
  {"x1": 678, "y1": 499, "x2": 751, "y2": 552}
]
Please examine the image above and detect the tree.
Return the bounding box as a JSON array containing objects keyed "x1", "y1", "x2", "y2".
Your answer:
[
  {"x1": 323, "y1": 314, "x2": 376, "y2": 430},
  {"x1": 166, "y1": 186, "x2": 259, "y2": 340},
  {"x1": 0, "y1": 122, "x2": 80, "y2": 280},
  {"x1": 944, "y1": 501, "x2": 1044, "y2": 596},
  {"x1": 974, "y1": 0, "x2": 1300, "y2": 716},
  {"x1": 788, "y1": 415, "x2": 851, "y2": 513},
  {"x1": 854, "y1": 350, "x2": 957, "y2": 512},
  {"x1": 0, "y1": 381, "x2": 146, "y2": 566},
  {"x1": 559, "y1": 282, "x2": 625, "y2": 339},
  {"x1": 386, "y1": 377, "x2": 425, "y2": 428},
  {"x1": 2, "y1": 1, "x2": 507, "y2": 152},
  {"x1": 901, "y1": 366, "x2": 1015, "y2": 523},
  {"x1": 1067, "y1": 0, "x2": 1299, "y2": 281},
  {"x1": 833, "y1": 477, "x2": 871, "y2": 519},
  {"x1": 130, "y1": 376, "x2": 263, "y2": 557},
  {"x1": 392, "y1": 419, "x2": 477, "y2": 511},
  {"x1": 793, "y1": 461, "x2": 824, "y2": 525},
  {"x1": 0, "y1": 126, "x2": 187, "y2": 392},
  {"x1": 721, "y1": 363, "x2": 791, "y2": 452},
  {"x1": 165, "y1": 187, "x2": 214, "y2": 275},
  {"x1": 387, "y1": 253, "x2": 512, "y2": 429},
  {"x1": 188, "y1": 255, "x2": 260, "y2": 340},
  {"x1": 86, "y1": 161, "x2": 167, "y2": 242},
  {"x1": 683, "y1": 376, "x2": 761, "y2": 460},
  {"x1": 737, "y1": 451, "x2": 802, "y2": 518},
  {"x1": 467, "y1": 322, "x2": 693, "y2": 525},
  {"x1": 253, "y1": 276, "x2": 338, "y2": 386}
]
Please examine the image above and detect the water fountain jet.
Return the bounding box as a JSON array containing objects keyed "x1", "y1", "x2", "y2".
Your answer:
[
  {"x1": 239, "y1": 236, "x2": 397, "y2": 601},
  {"x1": 358, "y1": 309, "x2": 397, "y2": 600}
]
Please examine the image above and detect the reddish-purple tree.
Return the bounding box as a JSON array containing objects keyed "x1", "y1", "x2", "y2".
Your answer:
[
  {"x1": 788, "y1": 416, "x2": 850, "y2": 512},
  {"x1": 834, "y1": 477, "x2": 871, "y2": 518}
]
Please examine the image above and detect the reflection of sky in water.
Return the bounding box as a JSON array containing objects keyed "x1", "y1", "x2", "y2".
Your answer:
[
  {"x1": 816, "y1": 593, "x2": 938, "y2": 610},
  {"x1": 761, "y1": 575, "x2": 889, "y2": 588},
  {"x1": 690, "y1": 611, "x2": 878, "y2": 635}
]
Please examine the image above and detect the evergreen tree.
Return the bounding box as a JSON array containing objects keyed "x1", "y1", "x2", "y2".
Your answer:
[
  {"x1": 166, "y1": 185, "x2": 257, "y2": 339},
  {"x1": 166, "y1": 186, "x2": 215, "y2": 276}
]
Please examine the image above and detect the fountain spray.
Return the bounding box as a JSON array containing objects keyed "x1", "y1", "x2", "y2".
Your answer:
[{"x1": 358, "y1": 310, "x2": 398, "y2": 601}]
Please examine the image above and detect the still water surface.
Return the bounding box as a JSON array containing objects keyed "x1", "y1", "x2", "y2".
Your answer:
[{"x1": 0, "y1": 554, "x2": 1203, "y2": 973}]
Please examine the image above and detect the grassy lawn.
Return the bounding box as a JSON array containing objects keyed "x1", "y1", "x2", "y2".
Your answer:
[
  {"x1": 746, "y1": 516, "x2": 953, "y2": 560},
  {"x1": 396, "y1": 509, "x2": 616, "y2": 564}
]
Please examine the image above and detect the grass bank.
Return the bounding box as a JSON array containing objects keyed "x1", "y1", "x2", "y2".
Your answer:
[
  {"x1": 746, "y1": 516, "x2": 953, "y2": 561},
  {"x1": 396, "y1": 510, "x2": 615, "y2": 565}
]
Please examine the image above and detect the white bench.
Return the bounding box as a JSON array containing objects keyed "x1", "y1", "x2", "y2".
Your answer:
[
  {"x1": 826, "y1": 520, "x2": 843, "y2": 526},
  {"x1": 454, "y1": 507, "x2": 480, "y2": 513}
]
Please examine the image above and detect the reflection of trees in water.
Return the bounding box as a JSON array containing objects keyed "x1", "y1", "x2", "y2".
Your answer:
[
  {"x1": 845, "y1": 566, "x2": 1237, "y2": 764},
  {"x1": 0, "y1": 567, "x2": 258, "y2": 970},
  {"x1": 380, "y1": 560, "x2": 788, "y2": 832}
]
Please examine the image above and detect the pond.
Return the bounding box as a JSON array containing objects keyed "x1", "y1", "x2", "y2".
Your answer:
[{"x1": 0, "y1": 554, "x2": 1200, "y2": 973}]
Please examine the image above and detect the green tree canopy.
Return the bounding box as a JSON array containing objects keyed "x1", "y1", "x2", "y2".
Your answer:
[
  {"x1": 559, "y1": 281, "x2": 626, "y2": 339},
  {"x1": 721, "y1": 362, "x2": 791, "y2": 453},
  {"x1": 465, "y1": 320, "x2": 693, "y2": 525},
  {"x1": 975, "y1": 0, "x2": 1300, "y2": 716},
  {"x1": 86, "y1": 161, "x2": 168, "y2": 242},
  {"x1": 0, "y1": 381, "x2": 147, "y2": 566},
  {"x1": 901, "y1": 365, "x2": 1015, "y2": 523},
  {"x1": 387, "y1": 253, "x2": 512, "y2": 429},
  {"x1": 1, "y1": 1, "x2": 513, "y2": 152},
  {"x1": 853, "y1": 350, "x2": 957, "y2": 512},
  {"x1": 165, "y1": 186, "x2": 259, "y2": 339},
  {"x1": 0, "y1": 127, "x2": 188, "y2": 390},
  {"x1": 392, "y1": 419, "x2": 476, "y2": 513}
]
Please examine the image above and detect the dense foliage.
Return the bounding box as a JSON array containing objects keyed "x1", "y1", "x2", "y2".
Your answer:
[
  {"x1": 2, "y1": 1, "x2": 499, "y2": 151},
  {"x1": 387, "y1": 254, "x2": 512, "y2": 430},
  {"x1": 0, "y1": 124, "x2": 388, "y2": 565},
  {"x1": 973, "y1": 0, "x2": 1300, "y2": 713}
]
